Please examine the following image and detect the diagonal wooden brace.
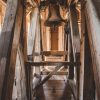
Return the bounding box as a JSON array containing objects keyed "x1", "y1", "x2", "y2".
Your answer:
[{"x1": 33, "y1": 64, "x2": 63, "y2": 90}]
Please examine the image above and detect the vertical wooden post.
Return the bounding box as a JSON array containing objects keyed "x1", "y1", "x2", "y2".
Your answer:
[
  {"x1": 69, "y1": 3, "x2": 80, "y2": 99},
  {"x1": 28, "y1": 7, "x2": 38, "y2": 55},
  {"x1": 83, "y1": 20, "x2": 95, "y2": 100},
  {"x1": 84, "y1": 0, "x2": 100, "y2": 99},
  {"x1": 69, "y1": 30, "x2": 74, "y2": 79},
  {"x1": 70, "y1": 4, "x2": 80, "y2": 54},
  {"x1": 0, "y1": 0, "x2": 23, "y2": 100},
  {"x1": 80, "y1": 1, "x2": 95, "y2": 99},
  {"x1": 32, "y1": 6, "x2": 44, "y2": 100},
  {"x1": 23, "y1": 0, "x2": 27, "y2": 61},
  {"x1": 75, "y1": 2, "x2": 85, "y2": 100},
  {"x1": 79, "y1": 16, "x2": 85, "y2": 100},
  {"x1": 75, "y1": 53, "x2": 80, "y2": 100}
]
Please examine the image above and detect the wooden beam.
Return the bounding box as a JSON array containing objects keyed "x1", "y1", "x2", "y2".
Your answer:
[
  {"x1": 0, "y1": 0, "x2": 19, "y2": 99},
  {"x1": 84, "y1": 0, "x2": 100, "y2": 99},
  {"x1": 41, "y1": 51, "x2": 67, "y2": 56},
  {"x1": 70, "y1": 4, "x2": 80, "y2": 54},
  {"x1": 78, "y1": 13, "x2": 85, "y2": 100},
  {"x1": 0, "y1": 0, "x2": 6, "y2": 6},
  {"x1": 23, "y1": 0, "x2": 27, "y2": 61},
  {"x1": 74, "y1": 2, "x2": 85, "y2": 100},
  {"x1": 26, "y1": 61, "x2": 80, "y2": 66},
  {"x1": 14, "y1": 47, "x2": 27, "y2": 100},
  {"x1": 41, "y1": 71, "x2": 68, "y2": 75},
  {"x1": 31, "y1": 6, "x2": 42, "y2": 100},
  {"x1": 67, "y1": 80, "x2": 77, "y2": 100},
  {"x1": 33, "y1": 51, "x2": 68, "y2": 56},
  {"x1": 0, "y1": 0, "x2": 18, "y2": 100},
  {"x1": 83, "y1": 18, "x2": 95, "y2": 100},
  {"x1": 32, "y1": 7, "x2": 41, "y2": 74},
  {"x1": 68, "y1": 29, "x2": 74, "y2": 79},
  {"x1": 33, "y1": 65, "x2": 62, "y2": 90},
  {"x1": 69, "y1": 3, "x2": 81, "y2": 100},
  {"x1": 28, "y1": 7, "x2": 38, "y2": 55}
]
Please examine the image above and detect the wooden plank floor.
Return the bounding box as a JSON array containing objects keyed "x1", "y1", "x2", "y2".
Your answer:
[
  {"x1": 43, "y1": 80, "x2": 66, "y2": 100},
  {"x1": 36, "y1": 75, "x2": 73, "y2": 100}
]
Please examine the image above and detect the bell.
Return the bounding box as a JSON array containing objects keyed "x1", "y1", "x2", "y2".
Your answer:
[{"x1": 44, "y1": 3, "x2": 65, "y2": 27}]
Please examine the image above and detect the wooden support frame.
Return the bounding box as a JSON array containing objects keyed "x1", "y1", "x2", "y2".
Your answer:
[
  {"x1": 68, "y1": 26, "x2": 74, "y2": 79},
  {"x1": 69, "y1": 3, "x2": 81, "y2": 100},
  {"x1": 69, "y1": 3, "x2": 80, "y2": 54},
  {"x1": 30, "y1": 5, "x2": 43, "y2": 100},
  {"x1": 0, "y1": 0, "x2": 23, "y2": 100},
  {"x1": 78, "y1": 13, "x2": 85, "y2": 100},
  {"x1": 33, "y1": 65, "x2": 62, "y2": 90},
  {"x1": 67, "y1": 79, "x2": 77, "y2": 100},
  {"x1": 23, "y1": 0, "x2": 27, "y2": 61},
  {"x1": 26, "y1": 61, "x2": 80, "y2": 67},
  {"x1": 33, "y1": 51, "x2": 68, "y2": 56},
  {"x1": 41, "y1": 71, "x2": 68, "y2": 75},
  {"x1": 28, "y1": 7, "x2": 39, "y2": 55}
]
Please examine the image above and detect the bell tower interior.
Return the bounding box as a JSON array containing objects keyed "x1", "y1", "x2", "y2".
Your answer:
[{"x1": 0, "y1": 0, "x2": 100, "y2": 100}]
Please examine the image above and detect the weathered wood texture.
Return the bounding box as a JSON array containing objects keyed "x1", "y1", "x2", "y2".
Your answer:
[
  {"x1": 84, "y1": 0, "x2": 100, "y2": 99},
  {"x1": 43, "y1": 80, "x2": 67, "y2": 100},
  {"x1": 23, "y1": 0, "x2": 27, "y2": 61},
  {"x1": 68, "y1": 30, "x2": 74, "y2": 79},
  {"x1": 0, "y1": 0, "x2": 6, "y2": 6},
  {"x1": 41, "y1": 71, "x2": 68, "y2": 75},
  {"x1": 30, "y1": 6, "x2": 42, "y2": 100},
  {"x1": 33, "y1": 51, "x2": 67, "y2": 56},
  {"x1": 0, "y1": 0, "x2": 18, "y2": 97},
  {"x1": 83, "y1": 20, "x2": 95, "y2": 100},
  {"x1": 78, "y1": 12, "x2": 85, "y2": 100},
  {"x1": 26, "y1": 61, "x2": 80, "y2": 66},
  {"x1": 70, "y1": 4, "x2": 80, "y2": 54},
  {"x1": 33, "y1": 65, "x2": 63, "y2": 90},
  {"x1": 12, "y1": 47, "x2": 27, "y2": 100},
  {"x1": 27, "y1": 7, "x2": 39, "y2": 55},
  {"x1": 0, "y1": 0, "x2": 19, "y2": 99},
  {"x1": 32, "y1": 5, "x2": 41, "y2": 83},
  {"x1": 92, "y1": 0, "x2": 100, "y2": 19},
  {"x1": 41, "y1": 11, "x2": 47, "y2": 51},
  {"x1": 26, "y1": 6, "x2": 39, "y2": 100},
  {"x1": 75, "y1": 3, "x2": 85, "y2": 100},
  {"x1": 50, "y1": 27, "x2": 58, "y2": 50},
  {"x1": 33, "y1": 10, "x2": 41, "y2": 63},
  {"x1": 0, "y1": 0, "x2": 6, "y2": 35},
  {"x1": 70, "y1": 4, "x2": 81, "y2": 100}
]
